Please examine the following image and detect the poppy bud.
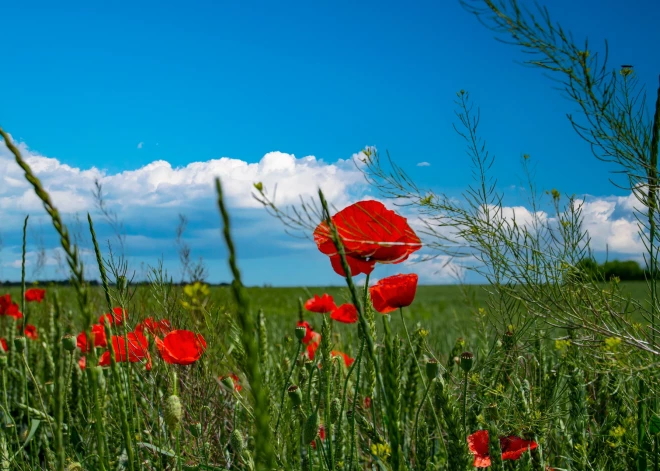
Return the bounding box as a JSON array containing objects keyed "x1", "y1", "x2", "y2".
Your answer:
[
  {"x1": 190, "y1": 422, "x2": 202, "y2": 438},
  {"x1": 303, "y1": 411, "x2": 320, "y2": 444},
  {"x1": 62, "y1": 334, "x2": 77, "y2": 352},
  {"x1": 287, "y1": 384, "x2": 303, "y2": 407},
  {"x1": 230, "y1": 429, "x2": 245, "y2": 454},
  {"x1": 14, "y1": 337, "x2": 26, "y2": 353},
  {"x1": 221, "y1": 376, "x2": 235, "y2": 391},
  {"x1": 164, "y1": 394, "x2": 182, "y2": 432},
  {"x1": 460, "y1": 352, "x2": 474, "y2": 374},
  {"x1": 425, "y1": 358, "x2": 439, "y2": 380},
  {"x1": 330, "y1": 397, "x2": 341, "y2": 424},
  {"x1": 295, "y1": 326, "x2": 307, "y2": 341}
]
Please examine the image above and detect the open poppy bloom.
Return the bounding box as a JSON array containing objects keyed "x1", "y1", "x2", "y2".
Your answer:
[
  {"x1": 297, "y1": 321, "x2": 315, "y2": 344},
  {"x1": 304, "y1": 294, "x2": 337, "y2": 314},
  {"x1": 468, "y1": 430, "x2": 538, "y2": 467},
  {"x1": 313, "y1": 200, "x2": 422, "y2": 276},
  {"x1": 330, "y1": 303, "x2": 359, "y2": 324},
  {"x1": 0, "y1": 294, "x2": 22, "y2": 319},
  {"x1": 99, "y1": 307, "x2": 127, "y2": 326},
  {"x1": 25, "y1": 288, "x2": 46, "y2": 303},
  {"x1": 331, "y1": 350, "x2": 355, "y2": 367},
  {"x1": 369, "y1": 274, "x2": 419, "y2": 314},
  {"x1": 99, "y1": 331, "x2": 151, "y2": 370},
  {"x1": 22, "y1": 324, "x2": 38, "y2": 340},
  {"x1": 136, "y1": 317, "x2": 172, "y2": 337},
  {"x1": 77, "y1": 323, "x2": 108, "y2": 352},
  {"x1": 156, "y1": 330, "x2": 207, "y2": 365}
]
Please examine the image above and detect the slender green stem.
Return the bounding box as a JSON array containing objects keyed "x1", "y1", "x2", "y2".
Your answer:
[
  {"x1": 463, "y1": 370, "x2": 469, "y2": 436},
  {"x1": 348, "y1": 331, "x2": 366, "y2": 471},
  {"x1": 275, "y1": 342, "x2": 303, "y2": 434},
  {"x1": 414, "y1": 379, "x2": 432, "y2": 455}
]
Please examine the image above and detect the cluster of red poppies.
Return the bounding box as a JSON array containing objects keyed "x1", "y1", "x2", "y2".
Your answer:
[
  {"x1": 0, "y1": 289, "x2": 46, "y2": 351},
  {"x1": 295, "y1": 200, "x2": 421, "y2": 364},
  {"x1": 74, "y1": 307, "x2": 207, "y2": 370}
]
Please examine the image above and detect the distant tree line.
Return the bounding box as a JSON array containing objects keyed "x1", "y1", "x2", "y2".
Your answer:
[{"x1": 576, "y1": 258, "x2": 653, "y2": 281}]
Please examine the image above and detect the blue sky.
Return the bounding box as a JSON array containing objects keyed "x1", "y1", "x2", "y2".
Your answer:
[{"x1": 1, "y1": 0, "x2": 659, "y2": 286}]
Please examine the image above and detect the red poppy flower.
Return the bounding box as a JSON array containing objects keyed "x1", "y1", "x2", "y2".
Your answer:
[
  {"x1": 99, "y1": 307, "x2": 127, "y2": 326},
  {"x1": 0, "y1": 338, "x2": 7, "y2": 352},
  {"x1": 155, "y1": 330, "x2": 207, "y2": 365},
  {"x1": 330, "y1": 304, "x2": 358, "y2": 324},
  {"x1": 331, "y1": 350, "x2": 355, "y2": 367},
  {"x1": 467, "y1": 430, "x2": 538, "y2": 467},
  {"x1": 500, "y1": 435, "x2": 538, "y2": 460},
  {"x1": 219, "y1": 373, "x2": 243, "y2": 392},
  {"x1": 306, "y1": 332, "x2": 322, "y2": 360},
  {"x1": 313, "y1": 200, "x2": 422, "y2": 276},
  {"x1": 136, "y1": 317, "x2": 172, "y2": 336},
  {"x1": 297, "y1": 321, "x2": 315, "y2": 344},
  {"x1": 329, "y1": 254, "x2": 376, "y2": 277},
  {"x1": 77, "y1": 323, "x2": 108, "y2": 352},
  {"x1": 78, "y1": 356, "x2": 86, "y2": 370},
  {"x1": 311, "y1": 425, "x2": 326, "y2": 449},
  {"x1": 99, "y1": 331, "x2": 151, "y2": 370},
  {"x1": 364, "y1": 396, "x2": 372, "y2": 409},
  {"x1": 23, "y1": 324, "x2": 38, "y2": 340},
  {"x1": 304, "y1": 294, "x2": 337, "y2": 314},
  {"x1": 468, "y1": 430, "x2": 491, "y2": 467},
  {"x1": 24, "y1": 288, "x2": 46, "y2": 303},
  {"x1": 369, "y1": 274, "x2": 419, "y2": 314},
  {"x1": 0, "y1": 295, "x2": 22, "y2": 319}
]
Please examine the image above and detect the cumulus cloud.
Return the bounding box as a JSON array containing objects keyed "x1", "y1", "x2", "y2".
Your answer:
[
  {"x1": 0, "y1": 136, "x2": 652, "y2": 284},
  {"x1": 0, "y1": 136, "x2": 374, "y2": 282},
  {"x1": 137, "y1": 142, "x2": 144, "y2": 149},
  {"x1": 417, "y1": 162, "x2": 431, "y2": 167}
]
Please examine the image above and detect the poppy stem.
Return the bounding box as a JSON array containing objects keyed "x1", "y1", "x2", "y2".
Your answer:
[
  {"x1": 463, "y1": 369, "x2": 469, "y2": 436},
  {"x1": 274, "y1": 341, "x2": 302, "y2": 434}
]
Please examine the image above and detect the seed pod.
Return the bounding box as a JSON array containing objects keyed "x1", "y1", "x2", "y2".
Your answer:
[
  {"x1": 460, "y1": 352, "x2": 474, "y2": 374},
  {"x1": 287, "y1": 385, "x2": 303, "y2": 407},
  {"x1": 303, "y1": 411, "x2": 320, "y2": 444},
  {"x1": 164, "y1": 394, "x2": 182, "y2": 432},
  {"x1": 425, "y1": 358, "x2": 439, "y2": 380},
  {"x1": 230, "y1": 429, "x2": 245, "y2": 454},
  {"x1": 14, "y1": 337, "x2": 26, "y2": 353},
  {"x1": 330, "y1": 397, "x2": 341, "y2": 424},
  {"x1": 62, "y1": 334, "x2": 77, "y2": 352},
  {"x1": 295, "y1": 326, "x2": 307, "y2": 341}
]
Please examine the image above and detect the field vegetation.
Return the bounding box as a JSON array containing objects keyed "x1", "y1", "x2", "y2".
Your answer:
[{"x1": 1, "y1": 0, "x2": 660, "y2": 470}]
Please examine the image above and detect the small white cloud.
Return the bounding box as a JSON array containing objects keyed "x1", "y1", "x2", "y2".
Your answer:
[
  {"x1": 417, "y1": 162, "x2": 431, "y2": 167},
  {"x1": 137, "y1": 142, "x2": 144, "y2": 149}
]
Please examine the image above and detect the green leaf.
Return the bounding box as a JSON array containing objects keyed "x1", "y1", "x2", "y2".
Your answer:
[
  {"x1": 650, "y1": 414, "x2": 660, "y2": 434},
  {"x1": 137, "y1": 442, "x2": 176, "y2": 458},
  {"x1": 24, "y1": 419, "x2": 41, "y2": 446}
]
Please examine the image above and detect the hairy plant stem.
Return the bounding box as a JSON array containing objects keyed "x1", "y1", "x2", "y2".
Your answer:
[{"x1": 275, "y1": 341, "x2": 302, "y2": 434}]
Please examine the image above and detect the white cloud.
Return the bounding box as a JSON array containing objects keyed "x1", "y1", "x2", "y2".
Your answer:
[
  {"x1": 137, "y1": 142, "x2": 144, "y2": 149},
  {"x1": 417, "y1": 161, "x2": 431, "y2": 167}
]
